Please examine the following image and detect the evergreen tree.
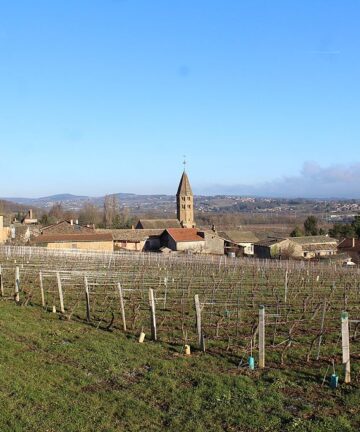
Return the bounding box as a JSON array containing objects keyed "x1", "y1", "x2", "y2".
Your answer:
[
  {"x1": 304, "y1": 216, "x2": 319, "y2": 236},
  {"x1": 290, "y1": 226, "x2": 303, "y2": 237}
]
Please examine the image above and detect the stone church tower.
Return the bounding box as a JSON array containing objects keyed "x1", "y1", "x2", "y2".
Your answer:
[{"x1": 176, "y1": 170, "x2": 195, "y2": 228}]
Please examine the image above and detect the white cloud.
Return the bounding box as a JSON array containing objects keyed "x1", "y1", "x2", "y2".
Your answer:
[{"x1": 199, "y1": 162, "x2": 360, "y2": 198}]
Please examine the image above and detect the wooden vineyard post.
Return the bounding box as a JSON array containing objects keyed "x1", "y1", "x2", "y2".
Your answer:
[
  {"x1": 39, "y1": 271, "x2": 45, "y2": 308},
  {"x1": 56, "y1": 271, "x2": 65, "y2": 314},
  {"x1": 316, "y1": 300, "x2": 327, "y2": 360},
  {"x1": 149, "y1": 288, "x2": 157, "y2": 341},
  {"x1": 284, "y1": 270, "x2": 288, "y2": 304},
  {"x1": 341, "y1": 312, "x2": 351, "y2": 384},
  {"x1": 194, "y1": 294, "x2": 205, "y2": 352},
  {"x1": 0, "y1": 265, "x2": 4, "y2": 297},
  {"x1": 15, "y1": 266, "x2": 20, "y2": 303},
  {"x1": 117, "y1": 282, "x2": 127, "y2": 331},
  {"x1": 163, "y1": 276, "x2": 168, "y2": 309},
  {"x1": 259, "y1": 305, "x2": 265, "y2": 368},
  {"x1": 84, "y1": 276, "x2": 91, "y2": 322}
]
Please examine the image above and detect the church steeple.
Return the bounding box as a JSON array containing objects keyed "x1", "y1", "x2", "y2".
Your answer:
[{"x1": 176, "y1": 165, "x2": 195, "y2": 228}]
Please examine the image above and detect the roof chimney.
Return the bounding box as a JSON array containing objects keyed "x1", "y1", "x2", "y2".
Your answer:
[
  {"x1": 70, "y1": 219, "x2": 73, "y2": 226},
  {"x1": 352, "y1": 238, "x2": 355, "y2": 248},
  {"x1": 29, "y1": 209, "x2": 33, "y2": 219},
  {"x1": 75, "y1": 219, "x2": 79, "y2": 225}
]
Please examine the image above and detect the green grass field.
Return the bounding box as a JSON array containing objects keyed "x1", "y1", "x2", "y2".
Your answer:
[{"x1": 0, "y1": 302, "x2": 359, "y2": 432}]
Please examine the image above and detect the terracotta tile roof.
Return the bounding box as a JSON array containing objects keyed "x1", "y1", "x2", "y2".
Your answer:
[
  {"x1": 338, "y1": 238, "x2": 360, "y2": 251},
  {"x1": 136, "y1": 219, "x2": 181, "y2": 229},
  {"x1": 32, "y1": 233, "x2": 113, "y2": 244},
  {"x1": 176, "y1": 172, "x2": 193, "y2": 196},
  {"x1": 166, "y1": 228, "x2": 204, "y2": 243},
  {"x1": 41, "y1": 220, "x2": 94, "y2": 234}
]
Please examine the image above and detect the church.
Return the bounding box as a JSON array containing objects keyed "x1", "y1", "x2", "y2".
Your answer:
[
  {"x1": 137, "y1": 169, "x2": 223, "y2": 254},
  {"x1": 134, "y1": 168, "x2": 225, "y2": 253},
  {"x1": 136, "y1": 167, "x2": 196, "y2": 230}
]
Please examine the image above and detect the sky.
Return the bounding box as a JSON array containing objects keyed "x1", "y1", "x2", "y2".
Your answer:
[{"x1": 0, "y1": 0, "x2": 359, "y2": 198}]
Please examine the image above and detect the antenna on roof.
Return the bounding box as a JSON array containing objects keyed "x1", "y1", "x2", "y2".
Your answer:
[{"x1": 183, "y1": 155, "x2": 187, "y2": 172}]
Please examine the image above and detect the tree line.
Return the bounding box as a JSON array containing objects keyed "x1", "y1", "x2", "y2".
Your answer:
[
  {"x1": 39, "y1": 195, "x2": 136, "y2": 229},
  {"x1": 290, "y1": 215, "x2": 360, "y2": 239}
]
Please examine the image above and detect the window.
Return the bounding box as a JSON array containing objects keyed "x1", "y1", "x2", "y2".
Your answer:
[
  {"x1": 182, "y1": 205, "x2": 185, "y2": 209},
  {"x1": 187, "y1": 196, "x2": 191, "y2": 201},
  {"x1": 187, "y1": 205, "x2": 191, "y2": 209}
]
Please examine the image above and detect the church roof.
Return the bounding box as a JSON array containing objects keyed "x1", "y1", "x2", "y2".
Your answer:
[
  {"x1": 96, "y1": 228, "x2": 164, "y2": 241},
  {"x1": 176, "y1": 171, "x2": 193, "y2": 196},
  {"x1": 136, "y1": 219, "x2": 181, "y2": 229}
]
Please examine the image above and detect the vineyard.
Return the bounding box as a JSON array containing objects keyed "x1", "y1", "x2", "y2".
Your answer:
[
  {"x1": 1, "y1": 245, "x2": 360, "y2": 431},
  {"x1": 0, "y1": 245, "x2": 359, "y2": 385},
  {"x1": 0, "y1": 247, "x2": 360, "y2": 382}
]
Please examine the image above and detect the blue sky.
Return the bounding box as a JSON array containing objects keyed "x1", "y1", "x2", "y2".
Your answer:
[{"x1": 0, "y1": 1, "x2": 359, "y2": 198}]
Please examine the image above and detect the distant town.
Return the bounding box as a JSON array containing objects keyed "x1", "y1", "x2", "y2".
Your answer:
[
  {"x1": 3, "y1": 192, "x2": 360, "y2": 222},
  {"x1": 1, "y1": 169, "x2": 359, "y2": 265}
]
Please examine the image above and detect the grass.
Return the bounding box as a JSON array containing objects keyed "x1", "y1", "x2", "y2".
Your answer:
[{"x1": 0, "y1": 302, "x2": 359, "y2": 432}]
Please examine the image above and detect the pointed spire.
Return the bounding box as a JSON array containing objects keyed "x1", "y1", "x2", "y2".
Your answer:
[{"x1": 176, "y1": 171, "x2": 193, "y2": 196}]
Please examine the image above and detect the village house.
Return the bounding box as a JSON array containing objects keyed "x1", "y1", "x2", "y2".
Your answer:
[
  {"x1": 31, "y1": 233, "x2": 114, "y2": 251},
  {"x1": 0, "y1": 215, "x2": 10, "y2": 244},
  {"x1": 198, "y1": 230, "x2": 225, "y2": 255},
  {"x1": 254, "y1": 237, "x2": 288, "y2": 259},
  {"x1": 338, "y1": 238, "x2": 360, "y2": 264},
  {"x1": 97, "y1": 228, "x2": 163, "y2": 252},
  {"x1": 21, "y1": 209, "x2": 38, "y2": 225},
  {"x1": 0, "y1": 214, "x2": 39, "y2": 244},
  {"x1": 217, "y1": 230, "x2": 259, "y2": 256},
  {"x1": 255, "y1": 235, "x2": 338, "y2": 260},
  {"x1": 292, "y1": 236, "x2": 338, "y2": 259}
]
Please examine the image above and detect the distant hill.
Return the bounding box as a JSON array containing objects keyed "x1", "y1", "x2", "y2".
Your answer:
[
  {"x1": 1, "y1": 193, "x2": 176, "y2": 212},
  {"x1": 2, "y1": 193, "x2": 360, "y2": 220}
]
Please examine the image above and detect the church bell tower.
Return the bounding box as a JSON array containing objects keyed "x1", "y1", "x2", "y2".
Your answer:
[{"x1": 176, "y1": 164, "x2": 195, "y2": 228}]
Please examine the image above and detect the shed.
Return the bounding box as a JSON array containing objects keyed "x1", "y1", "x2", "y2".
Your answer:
[{"x1": 160, "y1": 228, "x2": 205, "y2": 252}]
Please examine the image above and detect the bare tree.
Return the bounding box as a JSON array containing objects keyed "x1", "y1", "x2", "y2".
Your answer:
[
  {"x1": 103, "y1": 195, "x2": 120, "y2": 228},
  {"x1": 78, "y1": 202, "x2": 101, "y2": 226},
  {"x1": 48, "y1": 203, "x2": 65, "y2": 221}
]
